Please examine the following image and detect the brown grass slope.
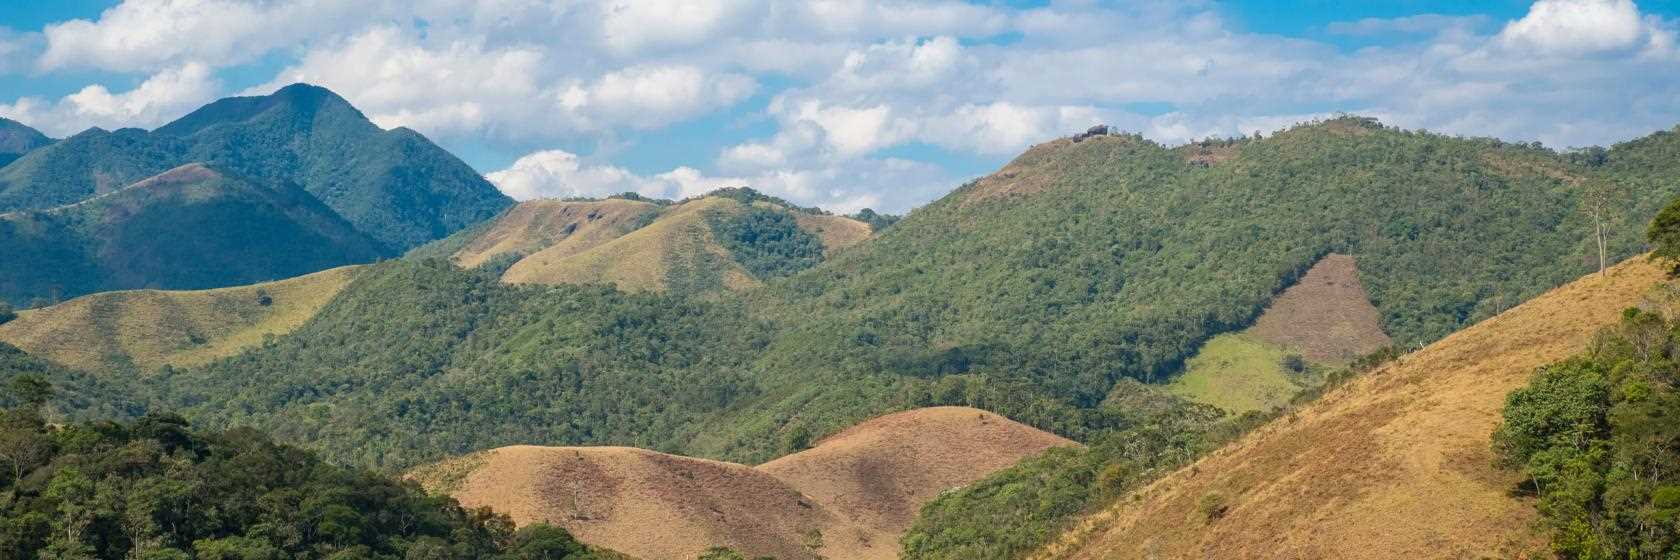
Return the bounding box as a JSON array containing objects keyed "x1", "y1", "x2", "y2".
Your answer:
[
  {"x1": 0, "y1": 265, "x2": 360, "y2": 373},
  {"x1": 411, "y1": 406, "x2": 1074, "y2": 560},
  {"x1": 791, "y1": 210, "x2": 872, "y2": 256},
  {"x1": 760, "y1": 406, "x2": 1076, "y2": 537},
  {"x1": 1249, "y1": 253, "x2": 1392, "y2": 364},
  {"x1": 453, "y1": 199, "x2": 654, "y2": 268},
  {"x1": 501, "y1": 197, "x2": 755, "y2": 292},
  {"x1": 1037, "y1": 257, "x2": 1668, "y2": 560}
]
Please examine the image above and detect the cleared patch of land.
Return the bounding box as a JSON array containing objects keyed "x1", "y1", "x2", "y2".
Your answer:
[
  {"x1": 454, "y1": 199, "x2": 654, "y2": 268},
  {"x1": 1035, "y1": 257, "x2": 1666, "y2": 560},
  {"x1": 1248, "y1": 253, "x2": 1391, "y2": 364},
  {"x1": 411, "y1": 406, "x2": 1075, "y2": 560},
  {"x1": 0, "y1": 265, "x2": 360, "y2": 373},
  {"x1": 1165, "y1": 333, "x2": 1300, "y2": 413}
]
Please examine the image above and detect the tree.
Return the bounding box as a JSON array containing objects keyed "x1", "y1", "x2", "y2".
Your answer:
[
  {"x1": 1649, "y1": 196, "x2": 1680, "y2": 276},
  {"x1": 1582, "y1": 179, "x2": 1625, "y2": 277},
  {"x1": 6, "y1": 374, "x2": 52, "y2": 411},
  {"x1": 0, "y1": 301, "x2": 14, "y2": 325}
]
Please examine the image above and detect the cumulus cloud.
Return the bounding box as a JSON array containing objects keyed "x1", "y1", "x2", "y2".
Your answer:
[
  {"x1": 1496, "y1": 0, "x2": 1652, "y2": 55},
  {"x1": 0, "y1": 63, "x2": 219, "y2": 136},
  {"x1": 38, "y1": 0, "x2": 366, "y2": 72}
]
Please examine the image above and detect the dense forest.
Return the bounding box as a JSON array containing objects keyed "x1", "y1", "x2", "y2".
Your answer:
[{"x1": 0, "y1": 377, "x2": 617, "y2": 560}]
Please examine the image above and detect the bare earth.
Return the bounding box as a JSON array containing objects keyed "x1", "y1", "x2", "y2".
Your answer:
[
  {"x1": 1035, "y1": 257, "x2": 1667, "y2": 560},
  {"x1": 1248, "y1": 253, "x2": 1392, "y2": 364},
  {"x1": 415, "y1": 406, "x2": 1076, "y2": 560}
]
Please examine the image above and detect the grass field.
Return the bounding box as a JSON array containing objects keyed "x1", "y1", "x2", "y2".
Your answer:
[
  {"x1": 0, "y1": 265, "x2": 361, "y2": 373},
  {"x1": 501, "y1": 196, "x2": 757, "y2": 293},
  {"x1": 1165, "y1": 333, "x2": 1303, "y2": 414}
]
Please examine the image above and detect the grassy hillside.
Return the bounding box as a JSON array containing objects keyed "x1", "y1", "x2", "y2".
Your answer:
[
  {"x1": 451, "y1": 199, "x2": 657, "y2": 268},
  {"x1": 94, "y1": 118, "x2": 1680, "y2": 476},
  {"x1": 0, "y1": 84, "x2": 509, "y2": 302},
  {"x1": 0, "y1": 164, "x2": 383, "y2": 305},
  {"x1": 0, "y1": 265, "x2": 361, "y2": 373},
  {"x1": 500, "y1": 193, "x2": 864, "y2": 294},
  {"x1": 1036, "y1": 257, "x2": 1666, "y2": 560},
  {"x1": 410, "y1": 407, "x2": 1072, "y2": 560}
]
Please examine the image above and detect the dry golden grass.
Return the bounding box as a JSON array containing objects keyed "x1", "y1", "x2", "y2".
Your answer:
[
  {"x1": 1248, "y1": 253, "x2": 1392, "y2": 364},
  {"x1": 411, "y1": 406, "x2": 1073, "y2": 560},
  {"x1": 793, "y1": 213, "x2": 872, "y2": 256},
  {"x1": 759, "y1": 406, "x2": 1077, "y2": 537},
  {"x1": 455, "y1": 199, "x2": 654, "y2": 268},
  {"x1": 0, "y1": 265, "x2": 360, "y2": 373},
  {"x1": 1035, "y1": 257, "x2": 1667, "y2": 560},
  {"x1": 501, "y1": 197, "x2": 756, "y2": 292}
]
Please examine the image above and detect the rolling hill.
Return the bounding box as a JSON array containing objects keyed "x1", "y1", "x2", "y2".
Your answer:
[
  {"x1": 123, "y1": 118, "x2": 1680, "y2": 475},
  {"x1": 0, "y1": 264, "x2": 361, "y2": 373},
  {"x1": 410, "y1": 407, "x2": 1074, "y2": 560},
  {"x1": 428, "y1": 191, "x2": 873, "y2": 294},
  {"x1": 0, "y1": 84, "x2": 510, "y2": 302},
  {"x1": 0, "y1": 117, "x2": 50, "y2": 167},
  {"x1": 0, "y1": 163, "x2": 383, "y2": 305},
  {"x1": 1035, "y1": 256, "x2": 1667, "y2": 559}
]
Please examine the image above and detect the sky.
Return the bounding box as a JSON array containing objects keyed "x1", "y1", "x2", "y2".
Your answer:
[{"x1": 1, "y1": 1, "x2": 1678, "y2": 213}]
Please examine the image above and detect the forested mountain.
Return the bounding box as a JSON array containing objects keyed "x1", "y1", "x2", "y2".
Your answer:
[
  {"x1": 0, "y1": 117, "x2": 1641, "y2": 474},
  {"x1": 0, "y1": 84, "x2": 510, "y2": 303},
  {"x1": 0, "y1": 164, "x2": 383, "y2": 305},
  {"x1": 0, "y1": 118, "x2": 50, "y2": 167}
]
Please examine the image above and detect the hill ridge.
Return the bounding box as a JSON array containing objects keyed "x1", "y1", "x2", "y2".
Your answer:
[{"x1": 414, "y1": 406, "x2": 1076, "y2": 560}]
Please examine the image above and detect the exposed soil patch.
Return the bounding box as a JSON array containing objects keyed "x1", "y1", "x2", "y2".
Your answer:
[{"x1": 1248, "y1": 254, "x2": 1392, "y2": 364}]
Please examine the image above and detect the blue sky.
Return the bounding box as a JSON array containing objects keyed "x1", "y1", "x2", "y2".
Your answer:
[{"x1": 3, "y1": 0, "x2": 1679, "y2": 212}]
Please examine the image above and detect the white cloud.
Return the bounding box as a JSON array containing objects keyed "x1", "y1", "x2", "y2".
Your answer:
[
  {"x1": 599, "y1": 0, "x2": 761, "y2": 54},
  {"x1": 38, "y1": 0, "x2": 365, "y2": 72},
  {"x1": 560, "y1": 65, "x2": 758, "y2": 130},
  {"x1": 0, "y1": 63, "x2": 219, "y2": 136},
  {"x1": 1496, "y1": 0, "x2": 1649, "y2": 55}
]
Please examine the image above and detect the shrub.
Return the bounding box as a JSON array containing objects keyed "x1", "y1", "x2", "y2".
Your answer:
[{"x1": 1198, "y1": 492, "x2": 1229, "y2": 521}]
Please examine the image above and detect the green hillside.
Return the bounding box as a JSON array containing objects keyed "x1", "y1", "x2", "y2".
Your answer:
[
  {"x1": 0, "y1": 117, "x2": 51, "y2": 167},
  {"x1": 0, "y1": 84, "x2": 510, "y2": 302},
  {"x1": 0, "y1": 164, "x2": 384, "y2": 305},
  {"x1": 102, "y1": 118, "x2": 1677, "y2": 473}
]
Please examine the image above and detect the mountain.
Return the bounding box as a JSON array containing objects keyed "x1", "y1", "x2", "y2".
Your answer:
[
  {"x1": 0, "y1": 164, "x2": 383, "y2": 305},
  {"x1": 415, "y1": 190, "x2": 873, "y2": 295},
  {"x1": 0, "y1": 265, "x2": 362, "y2": 373},
  {"x1": 87, "y1": 118, "x2": 1677, "y2": 474},
  {"x1": 1035, "y1": 256, "x2": 1666, "y2": 559},
  {"x1": 0, "y1": 84, "x2": 511, "y2": 261},
  {"x1": 409, "y1": 407, "x2": 1074, "y2": 560},
  {"x1": 0, "y1": 118, "x2": 51, "y2": 167}
]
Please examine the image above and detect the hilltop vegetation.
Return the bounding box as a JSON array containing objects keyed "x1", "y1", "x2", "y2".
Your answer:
[
  {"x1": 0, "y1": 84, "x2": 509, "y2": 303},
  {"x1": 0, "y1": 164, "x2": 383, "y2": 305},
  {"x1": 0, "y1": 383, "x2": 616, "y2": 560},
  {"x1": 0, "y1": 118, "x2": 51, "y2": 167}
]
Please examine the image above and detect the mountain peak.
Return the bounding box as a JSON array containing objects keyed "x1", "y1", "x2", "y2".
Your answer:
[
  {"x1": 154, "y1": 83, "x2": 370, "y2": 138},
  {"x1": 0, "y1": 118, "x2": 52, "y2": 158}
]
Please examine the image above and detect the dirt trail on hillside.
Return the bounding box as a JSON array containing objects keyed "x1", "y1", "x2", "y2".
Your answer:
[
  {"x1": 416, "y1": 406, "x2": 1075, "y2": 560},
  {"x1": 1037, "y1": 258, "x2": 1667, "y2": 560}
]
